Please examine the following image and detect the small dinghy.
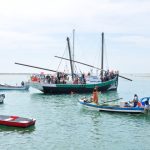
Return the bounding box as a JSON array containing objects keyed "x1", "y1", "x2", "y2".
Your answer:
[
  {"x1": 79, "y1": 98, "x2": 149, "y2": 114},
  {"x1": 0, "y1": 115, "x2": 36, "y2": 128},
  {"x1": 0, "y1": 94, "x2": 5, "y2": 104},
  {"x1": 0, "y1": 82, "x2": 29, "y2": 90}
]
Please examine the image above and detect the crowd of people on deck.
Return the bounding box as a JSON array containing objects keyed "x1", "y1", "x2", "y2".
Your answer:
[
  {"x1": 101, "y1": 70, "x2": 119, "y2": 82},
  {"x1": 30, "y1": 69, "x2": 118, "y2": 85},
  {"x1": 30, "y1": 72, "x2": 87, "y2": 85},
  {"x1": 30, "y1": 72, "x2": 68, "y2": 84},
  {"x1": 73, "y1": 74, "x2": 86, "y2": 84},
  {"x1": 72, "y1": 70, "x2": 118, "y2": 84}
]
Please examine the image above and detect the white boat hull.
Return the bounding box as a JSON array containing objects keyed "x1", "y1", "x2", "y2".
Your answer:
[
  {"x1": 0, "y1": 83, "x2": 29, "y2": 90},
  {"x1": 79, "y1": 99, "x2": 147, "y2": 114}
]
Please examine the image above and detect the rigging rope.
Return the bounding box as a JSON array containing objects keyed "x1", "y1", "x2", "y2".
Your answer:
[
  {"x1": 56, "y1": 44, "x2": 68, "y2": 72},
  {"x1": 56, "y1": 31, "x2": 74, "y2": 74}
]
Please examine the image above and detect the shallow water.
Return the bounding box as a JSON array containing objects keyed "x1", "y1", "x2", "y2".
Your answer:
[{"x1": 0, "y1": 74, "x2": 150, "y2": 150}]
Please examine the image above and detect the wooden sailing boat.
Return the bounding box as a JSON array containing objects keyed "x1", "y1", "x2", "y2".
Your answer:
[{"x1": 15, "y1": 33, "x2": 130, "y2": 94}]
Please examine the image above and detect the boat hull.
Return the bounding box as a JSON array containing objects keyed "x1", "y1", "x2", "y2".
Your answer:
[
  {"x1": 0, "y1": 115, "x2": 36, "y2": 128},
  {"x1": 79, "y1": 99, "x2": 146, "y2": 114},
  {"x1": 30, "y1": 76, "x2": 118, "y2": 94},
  {"x1": 0, "y1": 84, "x2": 29, "y2": 90}
]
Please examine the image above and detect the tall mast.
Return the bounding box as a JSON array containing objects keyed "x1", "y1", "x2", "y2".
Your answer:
[
  {"x1": 72, "y1": 29, "x2": 75, "y2": 73},
  {"x1": 101, "y1": 32, "x2": 104, "y2": 78},
  {"x1": 67, "y1": 37, "x2": 74, "y2": 80}
]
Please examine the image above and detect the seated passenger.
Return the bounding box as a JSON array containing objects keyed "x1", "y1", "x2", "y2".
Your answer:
[
  {"x1": 133, "y1": 94, "x2": 139, "y2": 107},
  {"x1": 124, "y1": 102, "x2": 130, "y2": 107},
  {"x1": 130, "y1": 94, "x2": 139, "y2": 107},
  {"x1": 144, "y1": 98, "x2": 149, "y2": 109}
]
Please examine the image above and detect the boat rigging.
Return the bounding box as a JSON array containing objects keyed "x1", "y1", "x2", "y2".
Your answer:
[
  {"x1": 15, "y1": 33, "x2": 119, "y2": 94},
  {"x1": 55, "y1": 32, "x2": 132, "y2": 82}
]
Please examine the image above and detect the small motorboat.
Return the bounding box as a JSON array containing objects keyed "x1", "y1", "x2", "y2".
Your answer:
[
  {"x1": 0, "y1": 115, "x2": 36, "y2": 128},
  {"x1": 79, "y1": 98, "x2": 149, "y2": 114},
  {"x1": 0, "y1": 94, "x2": 5, "y2": 104},
  {"x1": 0, "y1": 82, "x2": 29, "y2": 90}
]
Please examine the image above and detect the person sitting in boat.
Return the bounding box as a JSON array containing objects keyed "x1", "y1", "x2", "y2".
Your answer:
[
  {"x1": 130, "y1": 94, "x2": 139, "y2": 107},
  {"x1": 91, "y1": 87, "x2": 99, "y2": 104},
  {"x1": 144, "y1": 98, "x2": 149, "y2": 109},
  {"x1": 124, "y1": 102, "x2": 130, "y2": 107}
]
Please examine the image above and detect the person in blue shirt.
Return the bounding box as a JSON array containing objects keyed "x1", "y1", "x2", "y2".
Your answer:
[
  {"x1": 144, "y1": 98, "x2": 149, "y2": 109},
  {"x1": 131, "y1": 94, "x2": 139, "y2": 107}
]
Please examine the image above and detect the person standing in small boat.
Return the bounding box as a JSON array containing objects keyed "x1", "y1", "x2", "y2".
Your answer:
[{"x1": 91, "y1": 87, "x2": 99, "y2": 104}]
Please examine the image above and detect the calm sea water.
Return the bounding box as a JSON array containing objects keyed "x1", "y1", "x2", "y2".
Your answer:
[{"x1": 0, "y1": 74, "x2": 150, "y2": 150}]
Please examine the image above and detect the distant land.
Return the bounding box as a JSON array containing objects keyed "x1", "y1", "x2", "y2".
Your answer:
[
  {"x1": 123, "y1": 73, "x2": 150, "y2": 77},
  {"x1": 0, "y1": 73, "x2": 150, "y2": 77},
  {"x1": 0, "y1": 73, "x2": 33, "y2": 75}
]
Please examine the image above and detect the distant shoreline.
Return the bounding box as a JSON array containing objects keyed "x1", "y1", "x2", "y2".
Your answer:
[
  {"x1": 0, "y1": 73, "x2": 150, "y2": 77},
  {"x1": 0, "y1": 73, "x2": 33, "y2": 75}
]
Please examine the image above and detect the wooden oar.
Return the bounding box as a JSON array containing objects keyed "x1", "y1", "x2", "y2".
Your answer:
[
  {"x1": 54, "y1": 56, "x2": 132, "y2": 81},
  {"x1": 101, "y1": 98, "x2": 123, "y2": 104}
]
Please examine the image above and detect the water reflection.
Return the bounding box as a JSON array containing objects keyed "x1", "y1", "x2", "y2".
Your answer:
[{"x1": 0, "y1": 125, "x2": 35, "y2": 134}]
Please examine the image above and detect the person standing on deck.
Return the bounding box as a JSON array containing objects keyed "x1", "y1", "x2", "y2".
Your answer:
[{"x1": 91, "y1": 87, "x2": 99, "y2": 104}]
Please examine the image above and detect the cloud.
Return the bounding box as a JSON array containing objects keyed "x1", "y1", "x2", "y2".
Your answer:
[
  {"x1": 1, "y1": 0, "x2": 150, "y2": 34},
  {"x1": 0, "y1": 0, "x2": 150, "y2": 73}
]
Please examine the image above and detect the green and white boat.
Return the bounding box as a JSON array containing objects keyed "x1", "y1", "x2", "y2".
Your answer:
[
  {"x1": 15, "y1": 33, "x2": 131, "y2": 94},
  {"x1": 29, "y1": 75, "x2": 118, "y2": 94}
]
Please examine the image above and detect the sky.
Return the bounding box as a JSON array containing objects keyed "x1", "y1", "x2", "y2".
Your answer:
[{"x1": 0, "y1": 0, "x2": 150, "y2": 74}]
